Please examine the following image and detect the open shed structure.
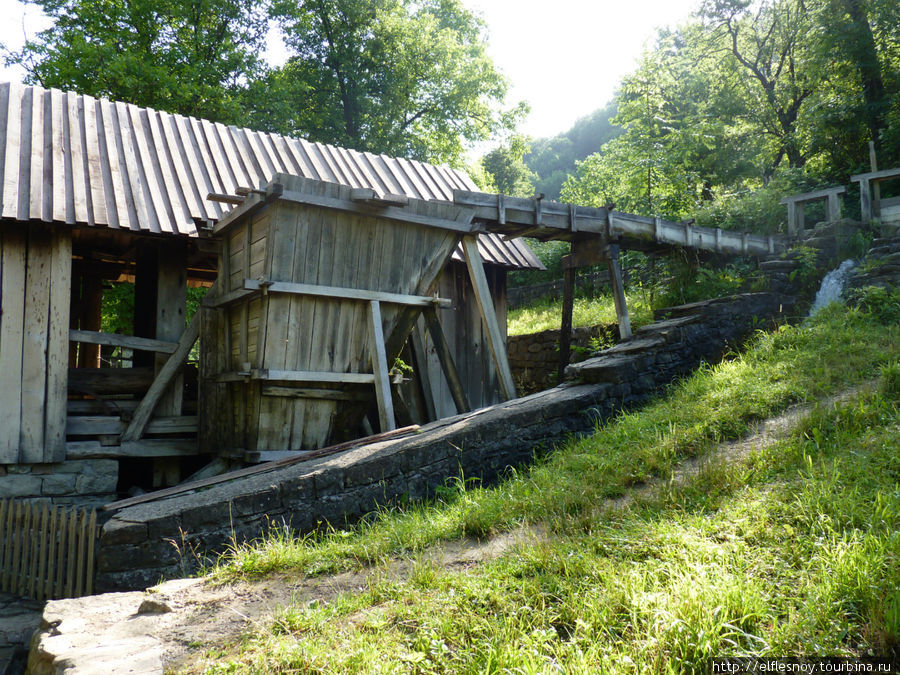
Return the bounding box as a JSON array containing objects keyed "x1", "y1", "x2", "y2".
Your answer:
[{"x1": 0, "y1": 83, "x2": 541, "y2": 500}]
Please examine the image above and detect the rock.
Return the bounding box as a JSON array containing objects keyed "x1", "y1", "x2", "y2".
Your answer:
[{"x1": 137, "y1": 598, "x2": 172, "y2": 615}]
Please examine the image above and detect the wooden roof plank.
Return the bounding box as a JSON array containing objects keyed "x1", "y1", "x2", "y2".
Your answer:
[{"x1": 1, "y1": 82, "x2": 22, "y2": 220}]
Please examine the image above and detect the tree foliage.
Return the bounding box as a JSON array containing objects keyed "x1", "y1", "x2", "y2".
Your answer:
[
  {"x1": 560, "y1": 0, "x2": 900, "y2": 229},
  {"x1": 6, "y1": 0, "x2": 520, "y2": 166},
  {"x1": 246, "y1": 0, "x2": 523, "y2": 164},
  {"x1": 6, "y1": 0, "x2": 269, "y2": 124},
  {"x1": 480, "y1": 135, "x2": 536, "y2": 197}
]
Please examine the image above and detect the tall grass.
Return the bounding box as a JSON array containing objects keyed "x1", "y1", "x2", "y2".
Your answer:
[
  {"x1": 508, "y1": 291, "x2": 654, "y2": 336},
  {"x1": 193, "y1": 305, "x2": 898, "y2": 672}
]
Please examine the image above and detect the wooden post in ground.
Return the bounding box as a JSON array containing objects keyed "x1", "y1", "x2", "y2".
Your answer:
[
  {"x1": 606, "y1": 245, "x2": 632, "y2": 340},
  {"x1": 461, "y1": 236, "x2": 516, "y2": 401},
  {"x1": 558, "y1": 254, "x2": 576, "y2": 383}
]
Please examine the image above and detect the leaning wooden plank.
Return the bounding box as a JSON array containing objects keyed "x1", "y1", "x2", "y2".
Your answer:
[
  {"x1": 0, "y1": 227, "x2": 27, "y2": 462},
  {"x1": 68, "y1": 329, "x2": 178, "y2": 354},
  {"x1": 242, "y1": 278, "x2": 452, "y2": 308},
  {"x1": 461, "y1": 236, "x2": 516, "y2": 401},
  {"x1": 369, "y1": 300, "x2": 396, "y2": 433},
  {"x1": 44, "y1": 230, "x2": 71, "y2": 462},
  {"x1": 103, "y1": 424, "x2": 422, "y2": 512},
  {"x1": 120, "y1": 312, "x2": 200, "y2": 443},
  {"x1": 607, "y1": 248, "x2": 632, "y2": 340}
]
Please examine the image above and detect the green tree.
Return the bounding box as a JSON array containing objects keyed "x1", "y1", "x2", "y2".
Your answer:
[
  {"x1": 480, "y1": 135, "x2": 536, "y2": 197},
  {"x1": 5, "y1": 0, "x2": 269, "y2": 123},
  {"x1": 252, "y1": 0, "x2": 523, "y2": 165}
]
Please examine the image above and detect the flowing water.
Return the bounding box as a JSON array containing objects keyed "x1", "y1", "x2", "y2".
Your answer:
[{"x1": 809, "y1": 259, "x2": 857, "y2": 316}]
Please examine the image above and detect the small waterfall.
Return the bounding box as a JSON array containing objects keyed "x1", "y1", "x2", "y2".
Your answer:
[{"x1": 809, "y1": 259, "x2": 857, "y2": 316}]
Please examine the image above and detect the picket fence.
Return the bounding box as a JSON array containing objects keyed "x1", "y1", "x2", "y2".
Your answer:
[{"x1": 0, "y1": 499, "x2": 97, "y2": 601}]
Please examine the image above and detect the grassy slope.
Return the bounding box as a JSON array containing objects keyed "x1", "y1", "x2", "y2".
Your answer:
[
  {"x1": 196, "y1": 305, "x2": 898, "y2": 673},
  {"x1": 507, "y1": 292, "x2": 654, "y2": 336}
]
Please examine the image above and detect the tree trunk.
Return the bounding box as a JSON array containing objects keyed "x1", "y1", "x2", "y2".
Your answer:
[{"x1": 842, "y1": 0, "x2": 887, "y2": 155}]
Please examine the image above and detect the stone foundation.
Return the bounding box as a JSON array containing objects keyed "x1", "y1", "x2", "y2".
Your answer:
[
  {"x1": 508, "y1": 323, "x2": 619, "y2": 394},
  {"x1": 96, "y1": 291, "x2": 795, "y2": 592},
  {"x1": 0, "y1": 460, "x2": 118, "y2": 507}
]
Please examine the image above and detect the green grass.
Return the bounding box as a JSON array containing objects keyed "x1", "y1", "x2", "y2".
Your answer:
[
  {"x1": 507, "y1": 291, "x2": 654, "y2": 336},
  {"x1": 194, "y1": 304, "x2": 899, "y2": 672}
]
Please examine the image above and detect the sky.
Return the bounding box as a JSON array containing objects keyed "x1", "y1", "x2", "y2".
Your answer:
[{"x1": 0, "y1": 0, "x2": 699, "y2": 142}]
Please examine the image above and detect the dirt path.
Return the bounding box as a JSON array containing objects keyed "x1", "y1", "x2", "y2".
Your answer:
[{"x1": 29, "y1": 385, "x2": 870, "y2": 674}]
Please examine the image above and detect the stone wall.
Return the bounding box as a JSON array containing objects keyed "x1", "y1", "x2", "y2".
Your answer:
[
  {"x1": 96, "y1": 291, "x2": 795, "y2": 592},
  {"x1": 0, "y1": 460, "x2": 118, "y2": 507},
  {"x1": 508, "y1": 323, "x2": 619, "y2": 394}
]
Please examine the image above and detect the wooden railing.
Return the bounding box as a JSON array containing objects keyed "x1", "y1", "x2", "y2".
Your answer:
[{"x1": 0, "y1": 499, "x2": 97, "y2": 601}]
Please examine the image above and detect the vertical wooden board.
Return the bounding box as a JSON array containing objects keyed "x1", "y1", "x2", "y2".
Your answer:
[
  {"x1": 343, "y1": 213, "x2": 375, "y2": 375},
  {"x1": 20, "y1": 229, "x2": 51, "y2": 461},
  {"x1": 0, "y1": 227, "x2": 27, "y2": 462},
  {"x1": 28, "y1": 87, "x2": 45, "y2": 222},
  {"x1": 331, "y1": 213, "x2": 363, "y2": 375},
  {"x1": 2, "y1": 83, "x2": 23, "y2": 220},
  {"x1": 81, "y1": 95, "x2": 110, "y2": 226},
  {"x1": 50, "y1": 88, "x2": 68, "y2": 223},
  {"x1": 44, "y1": 230, "x2": 71, "y2": 462},
  {"x1": 257, "y1": 206, "x2": 298, "y2": 449}
]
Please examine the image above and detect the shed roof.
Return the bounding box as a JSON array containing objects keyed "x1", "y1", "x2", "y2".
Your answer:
[{"x1": 0, "y1": 82, "x2": 541, "y2": 270}]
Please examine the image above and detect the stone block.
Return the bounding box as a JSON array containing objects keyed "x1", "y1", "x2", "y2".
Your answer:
[
  {"x1": 0, "y1": 475, "x2": 44, "y2": 498},
  {"x1": 40, "y1": 474, "x2": 78, "y2": 496},
  {"x1": 231, "y1": 486, "x2": 281, "y2": 517},
  {"x1": 75, "y1": 472, "x2": 117, "y2": 495},
  {"x1": 100, "y1": 519, "x2": 148, "y2": 547}
]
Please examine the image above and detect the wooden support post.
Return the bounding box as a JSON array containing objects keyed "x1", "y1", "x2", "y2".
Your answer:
[
  {"x1": 368, "y1": 300, "x2": 396, "y2": 433},
  {"x1": 77, "y1": 273, "x2": 102, "y2": 369},
  {"x1": 786, "y1": 201, "x2": 797, "y2": 236},
  {"x1": 156, "y1": 242, "x2": 187, "y2": 416},
  {"x1": 558, "y1": 259, "x2": 576, "y2": 383},
  {"x1": 120, "y1": 312, "x2": 200, "y2": 443},
  {"x1": 422, "y1": 306, "x2": 470, "y2": 415},
  {"x1": 869, "y1": 140, "x2": 881, "y2": 209},
  {"x1": 461, "y1": 236, "x2": 517, "y2": 401},
  {"x1": 606, "y1": 245, "x2": 632, "y2": 340},
  {"x1": 827, "y1": 193, "x2": 842, "y2": 222},
  {"x1": 859, "y1": 179, "x2": 872, "y2": 222}
]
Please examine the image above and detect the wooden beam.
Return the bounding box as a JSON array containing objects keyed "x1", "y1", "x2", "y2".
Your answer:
[
  {"x1": 260, "y1": 385, "x2": 371, "y2": 401},
  {"x1": 67, "y1": 367, "x2": 155, "y2": 395},
  {"x1": 606, "y1": 246, "x2": 632, "y2": 340},
  {"x1": 66, "y1": 439, "x2": 199, "y2": 459},
  {"x1": 102, "y1": 425, "x2": 422, "y2": 512},
  {"x1": 253, "y1": 370, "x2": 376, "y2": 384},
  {"x1": 422, "y1": 306, "x2": 470, "y2": 415},
  {"x1": 77, "y1": 272, "x2": 102, "y2": 369},
  {"x1": 69, "y1": 329, "x2": 179, "y2": 354},
  {"x1": 120, "y1": 312, "x2": 200, "y2": 443},
  {"x1": 155, "y1": 240, "x2": 187, "y2": 416},
  {"x1": 368, "y1": 300, "x2": 396, "y2": 433},
  {"x1": 558, "y1": 263, "x2": 576, "y2": 383},
  {"x1": 66, "y1": 415, "x2": 198, "y2": 436},
  {"x1": 278, "y1": 188, "x2": 477, "y2": 234},
  {"x1": 461, "y1": 236, "x2": 516, "y2": 400},
  {"x1": 242, "y1": 278, "x2": 452, "y2": 308}
]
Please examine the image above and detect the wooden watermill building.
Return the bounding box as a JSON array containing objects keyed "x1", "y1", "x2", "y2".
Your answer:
[{"x1": 0, "y1": 82, "x2": 540, "y2": 502}]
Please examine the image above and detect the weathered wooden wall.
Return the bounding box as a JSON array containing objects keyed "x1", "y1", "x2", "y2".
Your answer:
[
  {"x1": 204, "y1": 176, "x2": 464, "y2": 453},
  {"x1": 0, "y1": 224, "x2": 71, "y2": 464}
]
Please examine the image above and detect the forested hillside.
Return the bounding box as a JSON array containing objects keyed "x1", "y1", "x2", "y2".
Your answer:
[{"x1": 485, "y1": 0, "x2": 900, "y2": 236}]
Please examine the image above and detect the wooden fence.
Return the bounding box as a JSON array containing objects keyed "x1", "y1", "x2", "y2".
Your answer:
[{"x1": 0, "y1": 499, "x2": 97, "y2": 601}]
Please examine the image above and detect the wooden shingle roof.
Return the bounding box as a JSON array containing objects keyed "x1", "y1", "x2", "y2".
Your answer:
[{"x1": 0, "y1": 82, "x2": 541, "y2": 269}]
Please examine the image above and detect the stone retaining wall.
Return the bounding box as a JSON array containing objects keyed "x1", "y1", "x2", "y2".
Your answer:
[
  {"x1": 0, "y1": 460, "x2": 117, "y2": 507},
  {"x1": 96, "y1": 291, "x2": 795, "y2": 592},
  {"x1": 508, "y1": 323, "x2": 619, "y2": 394}
]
